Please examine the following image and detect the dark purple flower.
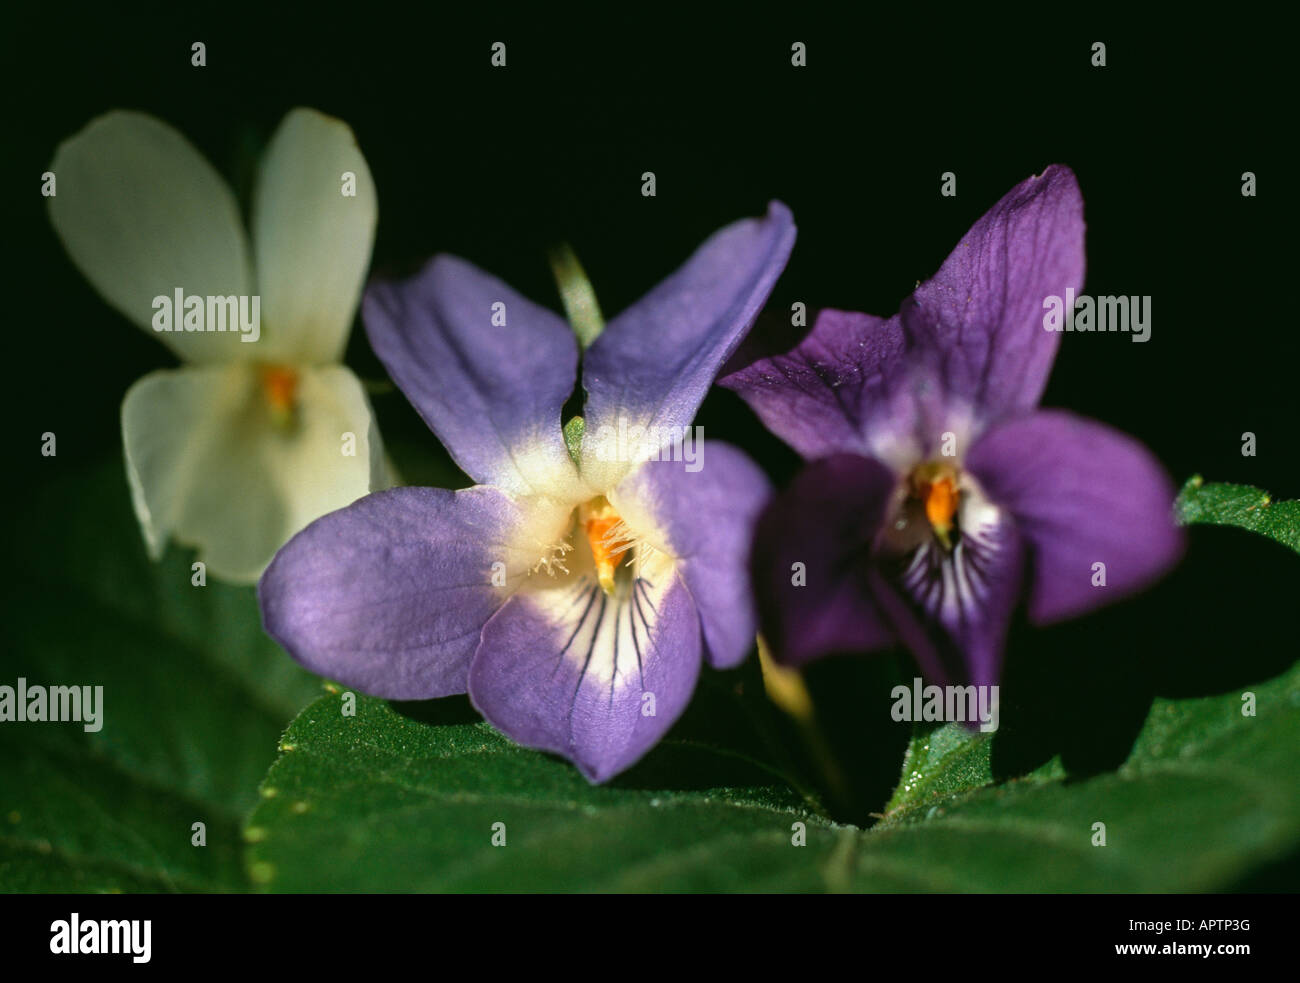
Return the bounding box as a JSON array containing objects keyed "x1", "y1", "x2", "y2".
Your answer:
[
  {"x1": 259, "y1": 203, "x2": 795, "y2": 781},
  {"x1": 722, "y1": 168, "x2": 1183, "y2": 690}
]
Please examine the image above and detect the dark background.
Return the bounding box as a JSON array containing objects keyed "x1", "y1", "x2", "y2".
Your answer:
[
  {"x1": 5, "y1": 11, "x2": 1296, "y2": 883},
  {"x1": 9, "y1": 12, "x2": 1294, "y2": 484}
]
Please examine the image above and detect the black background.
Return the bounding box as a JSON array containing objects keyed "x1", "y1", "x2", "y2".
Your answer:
[{"x1": 6, "y1": 10, "x2": 1297, "y2": 883}]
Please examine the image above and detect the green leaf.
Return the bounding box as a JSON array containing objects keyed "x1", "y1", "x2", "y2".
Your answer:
[
  {"x1": 869, "y1": 662, "x2": 1300, "y2": 890},
  {"x1": 246, "y1": 691, "x2": 837, "y2": 892},
  {"x1": 881, "y1": 716, "x2": 1066, "y2": 822},
  {"x1": 882, "y1": 723, "x2": 995, "y2": 819},
  {"x1": 0, "y1": 457, "x2": 322, "y2": 892},
  {"x1": 249, "y1": 661, "x2": 1300, "y2": 892},
  {"x1": 1176, "y1": 476, "x2": 1300, "y2": 555}
]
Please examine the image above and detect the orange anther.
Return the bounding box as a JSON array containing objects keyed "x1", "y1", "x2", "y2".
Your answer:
[
  {"x1": 260, "y1": 365, "x2": 299, "y2": 422},
  {"x1": 582, "y1": 498, "x2": 629, "y2": 595},
  {"x1": 923, "y1": 477, "x2": 959, "y2": 531}
]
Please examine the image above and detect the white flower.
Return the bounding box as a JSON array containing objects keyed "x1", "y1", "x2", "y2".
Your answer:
[{"x1": 48, "y1": 108, "x2": 387, "y2": 583}]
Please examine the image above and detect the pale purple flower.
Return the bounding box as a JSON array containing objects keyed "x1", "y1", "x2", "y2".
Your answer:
[
  {"x1": 259, "y1": 204, "x2": 795, "y2": 781},
  {"x1": 722, "y1": 168, "x2": 1183, "y2": 689}
]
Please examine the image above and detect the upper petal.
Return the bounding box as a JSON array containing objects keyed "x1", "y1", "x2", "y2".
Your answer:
[
  {"x1": 722, "y1": 169, "x2": 1083, "y2": 468},
  {"x1": 900, "y1": 165, "x2": 1085, "y2": 420},
  {"x1": 252, "y1": 108, "x2": 378, "y2": 365},
  {"x1": 47, "y1": 111, "x2": 252, "y2": 363},
  {"x1": 469, "y1": 557, "x2": 701, "y2": 783},
  {"x1": 610, "y1": 442, "x2": 771, "y2": 669},
  {"x1": 363, "y1": 255, "x2": 582, "y2": 497},
  {"x1": 579, "y1": 202, "x2": 795, "y2": 482},
  {"x1": 749, "y1": 454, "x2": 898, "y2": 667},
  {"x1": 721, "y1": 309, "x2": 907, "y2": 461},
  {"x1": 260, "y1": 484, "x2": 544, "y2": 699},
  {"x1": 964, "y1": 409, "x2": 1184, "y2": 624},
  {"x1": 122, "y1": 363, "x2": 384, "y2": 583}
]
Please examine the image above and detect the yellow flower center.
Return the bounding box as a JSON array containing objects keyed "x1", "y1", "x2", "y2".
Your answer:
[
  {"x1": 910, "y1": 461, "x2": 962, "y2": 550},
  {"x1": 260, "y1": 365, "x2": 299, "y2": 428},
  {"x1": 580, "y1": 496, "x2": 632, "y2": 595}
]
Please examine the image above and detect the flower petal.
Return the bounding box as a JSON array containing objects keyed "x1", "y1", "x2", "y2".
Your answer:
[
  {"x1": 611, "y1": 442, "x2": 770, "y2": 669},
  {"x1": 720, "y1": 309, "x2": 907, "y2": 461},
  {"x1": 869, "y1": 498, "x2": 1024, "y2": 690},
  {"x1": 750, "y1": 454, "x2": 897, "y2": 666},
  {"x1": 901, "y1": 165, "x2": 1085, "y2": 420},
  {"x1": 122, "y1": 363, "x2": 383, "y2": 583},
  {"x1": 964, "y1": 409, "x2": 1184, "y2": 624},
  {"x1": 579, "y1": 202, "x2": 795, "y2": 482},
  {"x1": 252, "y1": 108, "x2": 377, "y2": 364},
  {"x1": 724, "y1": 169, "x2": 1084, "y2": 469},
  {"x1": 363, "y1": 255, "x2": 582, "y2": 498},
  {"x1": 47, "y1": 111, "x2": 252, "y2": 363},
  {"x1": 469, "y1": 556, "x2": 701, "y2": 783},
  {"x1": 261, "y1": 484, "x2": 541, "y2": 699}
]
